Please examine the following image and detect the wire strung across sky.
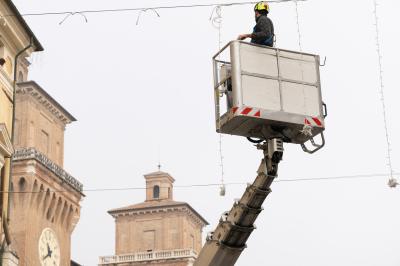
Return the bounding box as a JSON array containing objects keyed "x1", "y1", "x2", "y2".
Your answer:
[
  {"x1": 4, "y1": 0, "x2": 306, "y2": 18},
  {"x1": 372, "y1": 0, "x2": 397, "y2": 188},
  {"x1": 294, "y1": 0, "x2": 302, "y2": 51},
  {"x1": 5, "y1": 172, "x2": 399, "y2": 194},
  {"x1": 209, "y1": 5, "x2": 226, "y2": 194}
]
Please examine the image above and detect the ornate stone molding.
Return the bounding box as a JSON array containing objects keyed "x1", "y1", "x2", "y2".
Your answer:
[
  {"x1": 12, "y1": 147, "x2": 83, "y2": 193},
  {"x1": 0, "y1": 123, "x2": 13, "y2": 158},
  {"x1": 0, "y1": 67, "x2": 13, "y2": 99},
  {"x1": 16, "y1": 81, "x2": 76, "y2": 125},
  {"x1": 110, "y1": 205, "x2": 207, "y2": 228}
]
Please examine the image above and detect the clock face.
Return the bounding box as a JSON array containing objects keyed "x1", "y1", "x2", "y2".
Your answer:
[{"x1": 38, "y1": 228, "x2": 60, "y2": 266}]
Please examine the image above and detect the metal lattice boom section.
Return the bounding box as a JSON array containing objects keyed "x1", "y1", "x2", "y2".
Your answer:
[{"x1": 194, "y1": 139, "x2": 283, "y2": 266}]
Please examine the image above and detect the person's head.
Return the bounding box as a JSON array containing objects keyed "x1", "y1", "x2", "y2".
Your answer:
[{"x1": 254, "y1": 2, "x2": 270, "y2": 18}]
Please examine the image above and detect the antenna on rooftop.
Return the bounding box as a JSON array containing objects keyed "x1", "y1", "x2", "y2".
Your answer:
[{"x1": 157, "y1": 145, "x2": 162, "y2": 171}]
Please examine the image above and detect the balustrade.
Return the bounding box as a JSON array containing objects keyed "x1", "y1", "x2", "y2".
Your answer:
[{"x1": 99, "y1": 249, "x2": 197, "y2": 265}]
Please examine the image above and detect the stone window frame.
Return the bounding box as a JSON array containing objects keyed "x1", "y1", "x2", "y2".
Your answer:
[{"x1": 153, "y1": 185, "x2": 160, "y2": 199}]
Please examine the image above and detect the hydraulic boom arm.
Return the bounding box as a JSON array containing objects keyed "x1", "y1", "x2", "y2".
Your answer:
[{"x1": 194, "y1": 138, "x2": 284, "y2": 266}]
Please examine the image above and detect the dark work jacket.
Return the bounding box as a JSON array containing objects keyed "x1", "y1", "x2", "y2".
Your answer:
[{"x1": 251, "y1": 15, "x2": 274, "y2": 46}]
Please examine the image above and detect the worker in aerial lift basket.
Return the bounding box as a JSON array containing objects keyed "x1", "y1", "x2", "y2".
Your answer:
[{"x1": 237, "y1": 1, "x2": 274, "y2": 47}]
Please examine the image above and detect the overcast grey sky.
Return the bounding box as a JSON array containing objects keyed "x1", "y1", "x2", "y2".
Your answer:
[{"x1": 12, "y1": 0, "x2": 400, "y2": 265}]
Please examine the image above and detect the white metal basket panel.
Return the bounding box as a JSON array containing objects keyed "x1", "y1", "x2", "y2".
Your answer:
[
  {"x1": 241, "y1": 75, "x2": 281, "y2": 111},
  {"x1": 279, "y1": 57, "x2": 317, "y2": 84},
  {"x1": 281, "y1": 82, "x2": 320, "y2": 116},
  {"x1": 240, "y1": 45, "x2": 278, "y2": 77}
]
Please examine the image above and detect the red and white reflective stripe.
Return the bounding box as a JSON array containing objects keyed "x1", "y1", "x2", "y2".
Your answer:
[
  {"x1": 304, "y1": 117, "x2": 323, "y2": 127},
  {"x1": 231, "y1": 107, "x2": 261, "y2": 117}
]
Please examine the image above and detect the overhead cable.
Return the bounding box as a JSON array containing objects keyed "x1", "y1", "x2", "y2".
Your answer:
[
  {"x1": 294, "y1": 0, "x2": 303, "y2": 51},
  {"x1": 58, "y1": 12, "x2": 88, "y2": 25},
  {"x1": 210, "y1": 5, "x2": 226, "y2": 196},
  {"x1": 6, "y1": 172, "x2": 399, "y2": 194},
  {"x1": 136, "y1": 8, "x2": 160, "y2": 25},
  {"x1": 372, "y1": 0, "x2": 397, "y2": 188},
  {"x1": 5, "y1": 0, "x2": 307, "y2": 18}
]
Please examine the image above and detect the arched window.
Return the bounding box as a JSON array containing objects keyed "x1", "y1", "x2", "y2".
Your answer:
[
  {"x1": 153, "y1": 185, "x2": 160, "y2": 199},
  {"x1": 18, "y1": 177, "x2": 26, "y2": 192},
  {"x1": 18, "y1": 177, "x2": 27, "y2": 206}
]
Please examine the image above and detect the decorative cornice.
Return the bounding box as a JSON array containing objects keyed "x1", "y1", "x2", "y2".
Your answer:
[
  {"x1": 144, "y1": 171, "x2": 175, "y2": 183},
  {"x1": 16, "y1": 81, "x2": 76, "y2": 125},
  {"x1": 12, "y1": 147, "x2": 83, "y2": 193},
  {"x1": 110, "y1": 204, "x2": 208, "y2": 227}
]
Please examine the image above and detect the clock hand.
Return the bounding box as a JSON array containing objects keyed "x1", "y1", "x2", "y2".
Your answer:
[
  {"x1": 42, "y1": 243, "x2": 52, "y2": 260},
  {"x1": 47, "y1": 243, "x2": 53, "y2": 257}
]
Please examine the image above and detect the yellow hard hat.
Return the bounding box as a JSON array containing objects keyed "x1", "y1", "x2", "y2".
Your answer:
[{"x1": 254, "y1": 1, "x2": 270, "y2": 13}]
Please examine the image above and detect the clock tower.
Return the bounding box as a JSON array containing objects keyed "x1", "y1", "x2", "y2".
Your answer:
[{"x1": 9, "y1": 81, "x2": 84, "y2": 266}]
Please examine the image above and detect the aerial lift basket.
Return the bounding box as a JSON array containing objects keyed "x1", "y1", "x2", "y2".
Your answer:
[{"x1": 213, "y1": 41, "x2": 327, "y2": 153}]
